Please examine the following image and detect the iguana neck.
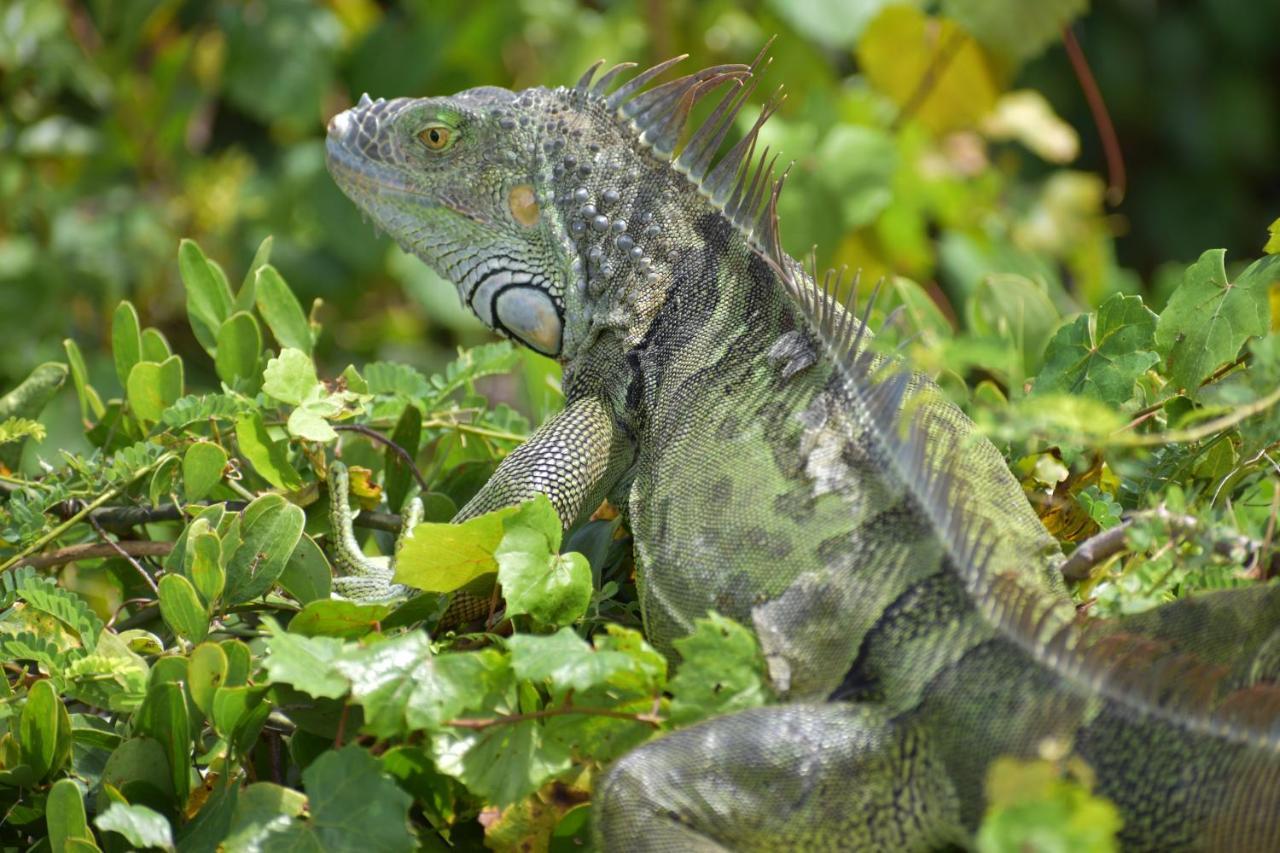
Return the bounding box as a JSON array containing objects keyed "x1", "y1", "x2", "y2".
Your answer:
[{"x1": 548, "y1": 116, "x2": 749, "y2": 362}]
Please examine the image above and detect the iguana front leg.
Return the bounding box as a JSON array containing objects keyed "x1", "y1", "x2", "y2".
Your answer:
[
  {"x1": 454, "y1": 395, "x2": 633, "y2": 526},
  {"x1": 329, "y1": 396, "x2": 632, "y2": 603}
]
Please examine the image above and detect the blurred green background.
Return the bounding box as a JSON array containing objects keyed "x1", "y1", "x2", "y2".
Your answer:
[{"x1": 2, "y1": 0, "x2": 1277, "y2": 412}]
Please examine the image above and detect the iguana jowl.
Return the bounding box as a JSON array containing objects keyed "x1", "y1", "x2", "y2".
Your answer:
[{"x1": 325, "y1": 48, "x2": 1280, "y2": 850}]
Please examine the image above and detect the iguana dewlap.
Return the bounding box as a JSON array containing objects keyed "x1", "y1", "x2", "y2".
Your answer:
[{"x1": 326, "y1": 48, "x2": 1280, "y2": 851}]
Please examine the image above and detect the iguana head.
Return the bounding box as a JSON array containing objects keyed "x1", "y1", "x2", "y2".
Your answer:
[{"x1": 325, "y1": 49, "x2": 784, "y2": 360}]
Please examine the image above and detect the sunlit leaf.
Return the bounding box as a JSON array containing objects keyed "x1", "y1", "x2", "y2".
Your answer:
[{"x1": 1034, "y1": 293, "x2": 1159, "y2": 405}]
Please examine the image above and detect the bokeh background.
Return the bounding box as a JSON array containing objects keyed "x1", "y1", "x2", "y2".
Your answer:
[{"x1": 3, "y1": 0, "x2": 1278, "y2": 423}]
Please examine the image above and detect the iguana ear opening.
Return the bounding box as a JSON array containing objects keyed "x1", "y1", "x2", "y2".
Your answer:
[{"x1": 494, "y1": 286, "x2": 563, "y2": 356}]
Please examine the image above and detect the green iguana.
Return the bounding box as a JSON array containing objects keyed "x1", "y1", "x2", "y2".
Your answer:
[{"x1": 324, "y1": 46, "x2": 1280, "y2": 850}]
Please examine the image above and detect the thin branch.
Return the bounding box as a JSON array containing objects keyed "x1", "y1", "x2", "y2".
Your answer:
[
  {"x1": 421, "y1": 420, "x2": 526, "y2": 443},
  {"x1": 1060, "y1": 505, "x2": 1271, "y2": 581},
  {"x1": 446, "y1": 702, "x2": 664, "y2": 731},
  {"x1": 0, "y1": 456, "x2": 171, "y2": 574},
  {"x1": 1062, "y1": 26, "x2": 1126, "y2": 204},
  {"x1": 333, "y1": 424, "x2": 430, "y2": 493},
  {"x1": 1104, "y1": 385, "x2": 1280, "y2": 448},
  {"x1": 16, "y1": 540, "x2": 172, "y2": 571},
  {"x1": 88, "y1": 515, "x2": 159, "y2": 595}
]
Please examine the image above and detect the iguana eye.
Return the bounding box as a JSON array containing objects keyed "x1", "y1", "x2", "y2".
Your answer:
[{"x1": 417, "y1": 125, "x2": 455, "y2": 151}]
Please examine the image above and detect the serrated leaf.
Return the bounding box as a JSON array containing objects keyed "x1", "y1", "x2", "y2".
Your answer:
[
  {"x1": 95, "y1": 802, "x2": 174, "y2": 851},
  {"x1": 303, "y1": 745, "x2": 415, "y2": 851},
  {"x1": 497, "y1": 496, "x2": 591, "y2": 627},
  {"x1": 263, "y1": 348, "x2": 320, "y2": 406},
  {"x1": 394, "y1": 506, "x2": 516, "y2": 592},
  {"x1": 183, "y1": 441, "x2": 228, "y2": 502},
  {"x1": 234, "y1": 411, "x2": 303, "y2": 491},
  {"x1": 158, "y1": 574, "x2": 209, "y2": 643},
  {"x1": 262, "y1": 620, "x2": 349, "y2": 699},
  {"x1": 1034, "y1": 293, "x2": 1159, "y2": 405},
  {"x1": 336, "y1": 637, "x2": 510, "y2": 737},
  {"x1": 112, "y1": 301, "x2": 143, "y2": 390},
  {"x1": 506, "y1": 627, "x2": 636, "y2": 697},
  {"x1": 215, "y1": 311, "x2": 263, "y2": 388},
  {"x1": 668, "y1": 613, "x2": 769, "y2": 726},
  {"x1": 223, "y1": 494, "x2": 306, "y2": 603},
  {"x1": 432, "y1": 719, "x2": 572, "y2": 808},
  {"x1": 221, "y1": 782, "x2": 306, "y2": 850},
  {"x1": 255, "y1": 265, "x2": 313, "y2": 354},
  {"x1": 179, "y1": 239, "x2": 235, "y2": 356},
  {"x1": 1156, "y1": 250, "x2": 1280, "y2": 394}
]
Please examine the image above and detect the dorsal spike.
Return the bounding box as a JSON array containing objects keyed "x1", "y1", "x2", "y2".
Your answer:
[
  {"x1": 701, "y1": 87, "x2": 785, "y2": 205},
  {"x1": 592, "y1": 61, "x2": 637, "y2": 96},
  {"x1": 575, "y1": 59, "x2": 606, "y2": 93},
  {"x1": 605, "y1": 54, "x2": 689, "y2": 109},
  {"x1": 636, "y1": 71, "x2": 747, "y2": 157},
  {"x1": 622, "y1": 64, "x2": 748, "y2": 121},
  {"x1": 677, "y1": 77, "x2": 756, "y2": 179}
]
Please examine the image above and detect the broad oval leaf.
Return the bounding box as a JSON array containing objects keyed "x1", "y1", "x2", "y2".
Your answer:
[
  {"x1": 215, "y1": 311, "x2": 263, "y2": 388},
  {"x1": 157, "y1": 574, "x2": 209, "y2": 644},
  {"x1": 182, "y1": 441, "x2": 228, "y2": 503},
  {"x1": 255, "y1": 265, "x2": 313, "y2": 354}
]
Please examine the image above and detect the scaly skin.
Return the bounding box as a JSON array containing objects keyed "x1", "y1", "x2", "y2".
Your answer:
[{"x1": 325, "y1": 54, "x2": 1280, "y2": 850}]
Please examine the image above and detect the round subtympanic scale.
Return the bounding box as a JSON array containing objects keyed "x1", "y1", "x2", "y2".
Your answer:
[{"x1": 495, "y1": 287, "x2": 562, "y2": 355}]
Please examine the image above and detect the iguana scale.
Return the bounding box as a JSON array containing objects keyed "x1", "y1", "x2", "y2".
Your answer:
[{"x1": 324, "y1": 47, "x2": 1280, "y2": 850}]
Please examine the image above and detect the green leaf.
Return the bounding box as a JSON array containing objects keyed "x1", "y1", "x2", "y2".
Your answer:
[
  {"x1": 234, "y1": 411, "x2": 303, "y2": 491},
  {"x1": 157, "y1": 574, "x2": 209, "y2": 644},
  {"x1": 507, "y1": 627, "x2": 637, "y2": 697},
  {"x1": 187, "y1": 642, "x2": 228, "y2": 719},
  {"x1": 19, "y1": 678, "x2": 71, "y2": 780},
  {"x1": 186, "y1": 526, "x2": 225, "y2": 604},
  {"x1": 1034, "y1": 293, "x2": 1160, "y2": 405},
  {"x1": 385, "y1": 404, "x2": 422, "y2": 513},
  {"x1": 211, "y1": 685, "x2": 269, "y2": 741},
  {"x1": 1266, "y1": 218, "x2": 1280, "y2": 255},
  {"x1": 140, "y1": 328, "x2": 172, "y2": 362},
  {"x1": 255, "y1": 265, "x2": 313, "y2": 354},
  {"x1": 1155, "y1": 250, "x2": 1280, "y2": 394},
  {"x1": 432, "y1": 718, "x2": 572, "y2": 808},
  {"x1": 263, "y1": 347, "x2": 321, "y2": 406},
  {"x1": 64, "y1": 339, "x2": 105, "y2": 422},
  {"x1": 276, "y1": 535, "x2": 332, "y2": 605},
  {"x1": 182, "y1": 441, "x2": 227, "y2": 502},
  {"x1": 262, "y1": 620, "x2": 349, "y2": 699},
  {"x1": 99, "y1": 737, "x2": 173, "y2": 804},
  {"x1": 496, "y1": 496, "x2": 591, "y2": 627},
  {"x1": 221, "y1": 782, "x2": 306, "y2": 850},
  {"x1": 179, "y1": 239, "x2": 235, "y2": 356},
  {"x1": 127, "y1": 357, "x2": 184, "y2": 426},
  {"x1": 16, "y1": 573, "x2": 103, "y2": 651},
  {"x1": 47, "y1": 778, "x2": 96, "y2": 851},
  {"x1": 668, "y1": 613, "x2": 769, "y2": 726},
  {"x1": 0, "y1": 361, "x2": 69, "y2": 469},
  {"x1": 978, "y1": 756, "x2": 1122, "y2": 852},
  {"x1": 215, "y1": 311, "x2": 263, "y2": 388},
  {"x1": 112, "y1": 301, "x2": 143, "y2": 390},
  {"x1": 394, "y1": 506, "x2": 516, "y2": 592},
  {"x1": 222, "y1": 494, "x2": 306, "y2": 603},
  {"x1": 288, "y1": 599, "x2": 391, "y2": 639},
  {"x1": 287, "y1": 405, "x2": 339, "y2": 443},
  {"x1": 221, "y1": 639, "x2": 253, "y2": 687},
  {"x1": 302, "y1": 745, "x2": 415, "y2": 851},
  {"x1": 338, "y1": 637, "x2": 509, "y2": 738},
  {"x1": 942, "y1": 0, "x2": 1086, "y2": 65},
  {"x1": 95, "y1": 802, "x2": 174, "y2": 851},
  {"x1": 237, "y1": 235, "x2": 274, "y2": 312},
  {"x1": 133, "y1": 681, "x2": 191, "y2": 806}
]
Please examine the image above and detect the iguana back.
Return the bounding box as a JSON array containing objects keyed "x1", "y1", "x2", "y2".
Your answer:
[{"x1": 325, "y1": 48, "x2": 1280, "y2": 850}]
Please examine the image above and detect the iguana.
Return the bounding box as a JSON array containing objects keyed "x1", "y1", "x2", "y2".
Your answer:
[{"x1": 324, "y1": 47, "x2": 1280, "y2": 850}]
